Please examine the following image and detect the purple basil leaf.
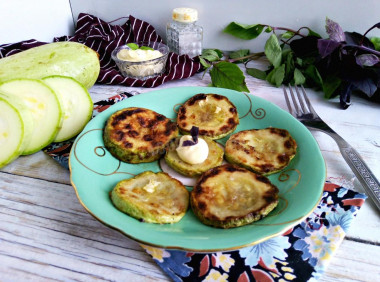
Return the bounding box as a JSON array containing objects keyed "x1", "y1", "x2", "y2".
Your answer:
[
  {"x1": 376, "y1": 69, "x2": 380, "y2": 87},
  {"x1": 190, "y1": 126, "x2": 199, "y2": 143},
  {"x1": 326, "y1": 18, "x2": 346, "y2": 42},
  {"x1": 352, "y1": 77, "x2": 378, "y2": 97},
  {"x1": 289, "y1": 36, "x2": 319, "y2": 58},
  {"x1": 182, "y1": 140, "x2": 196, "y2": 146},
  {"x1": 317, "y1": 39, "x2": 341, "y2": 58},
  {"x1": 356, "y1": 54, "x2": 380, "y2": 67},
  {"x1": 344, "y1": 32, "x2": 375, "y2": 48}
]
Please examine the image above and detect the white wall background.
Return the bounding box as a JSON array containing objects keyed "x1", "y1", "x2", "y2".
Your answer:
[
  {"x1": 1, "y1": 0, "x2": 380, "y2": 52},
  {"x1": 70, "y1": 0, "x2": 380, "y2": 51},
  {"x1": 0, "y1": 0, "x2": 73, "y2": 44}
]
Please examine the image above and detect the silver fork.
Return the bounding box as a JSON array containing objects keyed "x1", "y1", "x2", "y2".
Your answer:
[{"x1": 283, "y1": 85, "x2": 380, "y2": 211}]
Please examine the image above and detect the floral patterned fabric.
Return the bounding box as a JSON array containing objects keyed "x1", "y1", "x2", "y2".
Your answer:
[
  {"x1": 142, "y1": 183, "x2": 366, "y2": 281},
  {"x1": 43, "y1": 93, "x2": 367, "y2": 282}
]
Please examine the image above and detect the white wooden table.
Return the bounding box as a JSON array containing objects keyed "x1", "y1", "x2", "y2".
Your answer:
[{"x1": 1, "y1": 64, "x2": 380, "y2": 281}]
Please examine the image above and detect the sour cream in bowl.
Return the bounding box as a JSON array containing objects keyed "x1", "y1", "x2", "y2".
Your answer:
[{"x1": 111, "y1": 41, "x2": 169, "y2": 80}]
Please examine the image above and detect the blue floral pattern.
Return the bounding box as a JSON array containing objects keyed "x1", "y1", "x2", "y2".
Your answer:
[{"x1": 141, "y1": 182, "x2": 366, "y2": 281}]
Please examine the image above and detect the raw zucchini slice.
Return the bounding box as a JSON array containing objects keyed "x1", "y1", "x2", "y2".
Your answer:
[
  {"x1": 111, "y1": 171, "x2": 189, "y2": 224},
  {"x1": 191, "y1": 164, "x2": 279, "y2": 229},
  {"x1": 164, "y1": 136, "x2": 224, "y2": 177},
  {"x1": 0, "y1": 93, "x2": 33, "y2": 168},
  {"x1": 0, "y1": 41, "x2": 100, "y2": 89},
  {"x1": 225, "y1": 128, "x2": 297, "y2": 175},
  {"x1": 42, "y1": 76, "x2": 93, "y2": 142},
  {"x1": 0, "y1": 79, "x2": 62, "y2": 155}
]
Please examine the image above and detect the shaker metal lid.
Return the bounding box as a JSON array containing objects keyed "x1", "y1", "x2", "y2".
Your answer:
[{"x1": 172, "y1": 8, "x2": 198, "y2": 23}]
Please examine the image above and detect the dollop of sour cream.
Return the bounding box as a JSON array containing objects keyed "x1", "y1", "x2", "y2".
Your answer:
[
  {"x1": 117, "y1": 49, "x2": 163, "y2": 62},
  {"x1": 176, "y1": 135, "x2": 209, "y2": 164}
]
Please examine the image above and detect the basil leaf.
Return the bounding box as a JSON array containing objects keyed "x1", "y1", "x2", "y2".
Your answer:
[
  {"x1": 345, "y1": 32, "x2": 374, "y2": 48},
  {"x1": 202, "y1": 49, "x2": 223, "y2": 62},
  {"x1": 265, "y1": 27, "x2": 273, "y2": 33},
  {"x1": 307, "y1": 28, "x2": 322, "y2": 38},
  {"x1": 126, "y1": 43, "x2": 139, "y2": 50},
  {"x1": 371, "y1": 37, "x2": 380, "y2": 51},
  {"x1": 229, "y1": 49, "x2": 250, "y2": 63},
  {"x1": 352, "y1": 77, "x2": 378, "y2": 97},
  {"x1": 190, "y1": 126, "x2": 199, "y2": 143},
  {"x1": 281, "y1": 31, "x2": 295, "y2": 39},
  {"x1": 265, "y1": 34, "x2": 282, "y2": 68},
  {"x1": 304, "y1": 65, "x2": 323, "y2": 88},
  {"x1": 356, "y1": 54, "x2": 380, "y2": 67},
  {"x1": 140, "y1": 46, "x2": 154, "y2": 51},
  {"x1": 199, "y1": 57, "x2": 211, "y2": 68},
  {"x1": 210, "y1": 61, "x2": 250, "y2": 92},
  {"x1": 266, "y1": 64, "x2": 285, "y2": 87},
  {"x1": 223, "y1": 22, "x2": 265, "y2": 40},
  {"x1": 284, "y1": 50, "x2": 295, "y2": 80},
  {"x1": 182, "y1": 140, "x2": 196, "y2": 146},
  {"x1": 322, "y1": 75, "x2": 342, "y2": 98},
  {"x1": 246, "y1": 67, "x2": 267, "y2": 80},
  {"x1": 290, "y1": 36, "x2": 320, "y2": 58},
  {"x1": 294, "y1": 68, "x2": 306, "y2": 85},
  {"x1": 317, "y1": 39, "x2": 341, "y2": 58},
  {"x1": 213, "y1": 49, "x2": 224, "y2": 58},
  {"x1": 325, "y1": 17, "x2": 346, "y2": 42}
]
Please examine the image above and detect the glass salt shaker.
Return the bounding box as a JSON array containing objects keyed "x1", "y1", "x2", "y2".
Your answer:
[{"x1": 166, "y1": 7, "x2": 203, "y2": 57}]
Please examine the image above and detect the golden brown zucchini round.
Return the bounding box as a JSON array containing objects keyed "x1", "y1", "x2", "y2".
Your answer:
[
  {"x1": 190, "y1": 164, "x2": 279, "y2": 229},
  {"x1": 225, "y1": 128, "x2": 297, "y2": 175},
  {"x1": 103, "y1": 107, "x2": 178, "y2": 163},
  {"x1": 110, "y1": 171, "x2": 189, "y2": 224},
  {"x1": 177, "y1": 93, "x2": 239, "y2": 139},
  {"x1": 164, "y1": 136, "x2": 224, "y2": 177}
]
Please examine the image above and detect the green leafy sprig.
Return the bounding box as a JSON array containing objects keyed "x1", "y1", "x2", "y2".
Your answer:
[
  {"x1": 220, "y1": 19, "x2": 380, "y2": 109},
  {"x1": 198, "y1": 48, "x2": 264, "y2": 93}
]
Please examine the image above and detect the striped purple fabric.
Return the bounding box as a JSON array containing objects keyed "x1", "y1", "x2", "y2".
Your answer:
[{"x1": 0, "y1": 13, "x2": 203, "y2": 88}]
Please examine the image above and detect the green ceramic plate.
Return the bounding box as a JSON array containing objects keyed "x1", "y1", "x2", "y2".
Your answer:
[{"x1": 69, "y1": 86, "x2": 325, "y2": 252}]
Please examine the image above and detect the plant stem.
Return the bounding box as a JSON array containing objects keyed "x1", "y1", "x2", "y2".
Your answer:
[
  {"x1": 227, "y1": 52, "x2": 265, "y2": 63},
  {"x1": 344, "y1": 44, "x2": 380, "y2": 56},
  {"x1": 272, "y1": 26, "x2": 308, "y2": 37}
]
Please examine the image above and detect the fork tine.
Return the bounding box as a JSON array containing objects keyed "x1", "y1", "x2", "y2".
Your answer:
[
  {"x1": 299, "y1": 85, "x2": 317, "y2": 115},
  {"x1": 282, "y1": 85, "x2": 294, "y2": 115},
  {"x1": 287, "y1": 84, "x2": 300, "y2": 114},
  {"x1": 294, "y1": 85, "x2": 308, "y2": 114}
]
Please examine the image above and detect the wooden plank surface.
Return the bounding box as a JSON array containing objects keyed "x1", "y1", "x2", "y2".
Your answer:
[{"x1": 1, "y1": 65, "x2": 379, "y2": 281}]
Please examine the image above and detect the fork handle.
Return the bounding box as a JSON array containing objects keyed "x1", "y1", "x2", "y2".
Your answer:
[{"x1": 332, "y1": 135, "x2": 380, "y2": 211}]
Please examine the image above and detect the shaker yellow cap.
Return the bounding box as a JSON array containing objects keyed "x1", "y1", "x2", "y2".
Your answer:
[{"x1": 172, "y1": 8, "x2": 198, "y2": 23}]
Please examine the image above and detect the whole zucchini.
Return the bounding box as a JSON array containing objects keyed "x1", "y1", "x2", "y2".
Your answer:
[{"x1": 0, "y1": 42, "x2": 100, "y2": 89}]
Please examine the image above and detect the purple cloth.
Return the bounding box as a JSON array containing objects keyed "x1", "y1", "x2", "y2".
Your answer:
[{"x1": 0, "y1": 13, "x2": 203, "y2": 88}]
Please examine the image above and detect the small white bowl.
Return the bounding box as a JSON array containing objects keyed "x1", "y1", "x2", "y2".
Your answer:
[{"x1": 111, "y1": 41, "x2": 169, "y2": 80}]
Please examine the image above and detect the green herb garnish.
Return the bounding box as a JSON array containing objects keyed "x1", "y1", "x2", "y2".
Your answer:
[{"x1": 126, "y1": 43, "x2": 154, "y2": 51}]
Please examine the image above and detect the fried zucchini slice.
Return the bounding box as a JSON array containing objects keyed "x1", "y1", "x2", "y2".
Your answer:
[
  {"x1": 110, "y1": 171, "x2": 189, "y2": 224},
  {"x1": 103, "y1": 107, "x2": 178, "y2": 163},
  {"x1": 177, "y1": 93, "x2": 239, "y2": 139},
  {"x1": 164, "y1": 136, "x2": 224, "y2": 177},
  {"x1": 190, "y1": 164, "x2": 279, "y2": 229},
  {"x1": 225, "y1": 128, "x2": 297, "y2": 175}
]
